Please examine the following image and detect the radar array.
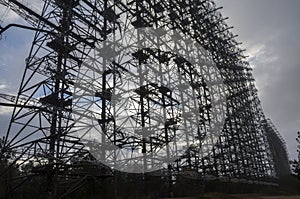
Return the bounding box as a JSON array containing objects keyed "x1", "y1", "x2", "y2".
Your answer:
[{"x1": 0, "y1": 0, "x2": 280, "y2": 198}]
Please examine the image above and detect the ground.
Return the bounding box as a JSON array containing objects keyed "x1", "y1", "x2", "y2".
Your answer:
[{"x1": 161, "y1": 193, "x2": 300, "y2": 199}]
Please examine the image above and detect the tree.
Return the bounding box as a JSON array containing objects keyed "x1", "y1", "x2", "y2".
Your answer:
[
  {"x1": 0, "y1": 137, "x2": 20, "y2": 198},
  {"x1": 291, "y1": 131, "x2": 300, "y2": 180}
]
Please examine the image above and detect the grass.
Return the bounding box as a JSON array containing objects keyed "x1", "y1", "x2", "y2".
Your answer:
[{"x1": 161, "y1": 193, "x2": 300, "y2": 199}]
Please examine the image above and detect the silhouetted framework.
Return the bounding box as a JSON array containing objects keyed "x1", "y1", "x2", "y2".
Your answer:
[
  {"x1": 263, "y1": 119, "x2": 291, "y2": 177},
  {"x1": 0, "y1": 0, "x2": 283, "y2": 198}
]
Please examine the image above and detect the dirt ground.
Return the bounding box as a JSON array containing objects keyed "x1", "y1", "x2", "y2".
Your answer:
[{"x1": 161, "y1": 193, "x2": 300, "y2": 199}]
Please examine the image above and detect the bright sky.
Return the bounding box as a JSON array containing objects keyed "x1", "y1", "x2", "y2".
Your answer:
[{"x1": 0, "y1": 0, "x2": 299, "y2": 160}]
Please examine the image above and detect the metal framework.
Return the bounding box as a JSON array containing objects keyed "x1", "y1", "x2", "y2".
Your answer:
[
  {"x1": 263, "y1": 118, "x2": 291, "y2": 177},
  {"x1": 0, "y1": 0, "x2": 282, "y2": 198}
]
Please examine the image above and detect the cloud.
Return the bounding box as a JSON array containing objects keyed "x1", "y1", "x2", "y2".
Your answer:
[
  {"x1": 216, "y1": 0, "x2": 300, "y2": 160},
  {"x1": 0, "y1": 84, "x2": 6, "y2": 90},
  {"x1": 0, "y1": 6, "x2": 14, "y2": 19},
  {"x1": 0, "y1": 106, "x2": 13, "y2": 115},
  {"x1": 0, "y1": 0, "x2": 44, "y2": 24},
  {"x1": 0, "y1": 5, "x2": 20, "y2": 24},
  {"x1": 0, "y1": 110, "x2": 12, "y2": 139},
  {"x1": 0, "y1": 0, "x2": 299, "y2": 162},
  {"x1": 0, "y1": 29, "x2": 33, "y2": 95},
  {"x1": 246, "y1": 44, "x2": 279, "y2": 69}
]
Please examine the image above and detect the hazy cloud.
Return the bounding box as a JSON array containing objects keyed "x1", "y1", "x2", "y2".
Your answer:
[
  {"x1": 216, "y1": 0, "x2": 300, "y2": 159},
  {"x1": 0, "y1": 1, "x2": 299, "y2": 160}
]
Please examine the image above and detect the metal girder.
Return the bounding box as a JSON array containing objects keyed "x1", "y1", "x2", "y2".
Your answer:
[{"x1": 0, "y1": 0, "x2": 281, "y2": 198}]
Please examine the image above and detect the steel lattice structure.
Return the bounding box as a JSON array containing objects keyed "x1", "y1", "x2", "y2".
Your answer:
[
  {"x1": 0, "y1": 0, "x2": 280, "y2": 198},
  {"x1": 263, "y1": 118, "x2": 291, "y2": 177}
]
